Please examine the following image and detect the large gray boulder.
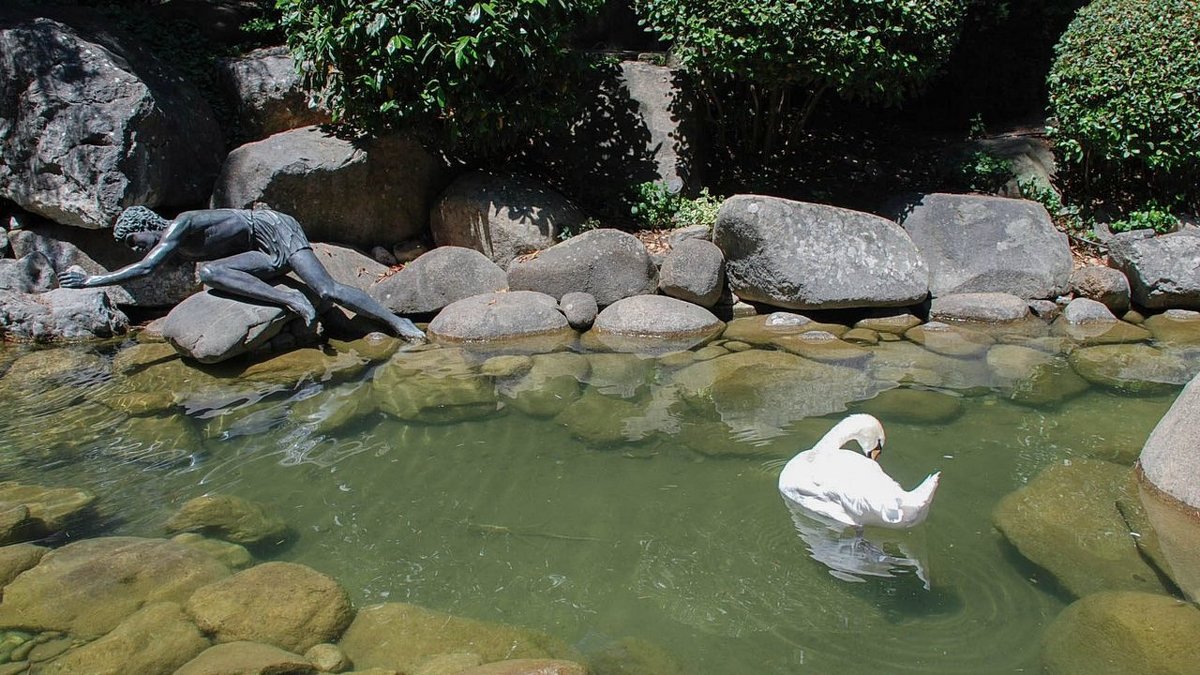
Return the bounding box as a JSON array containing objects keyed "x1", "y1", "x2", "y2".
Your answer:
[
  {"x1": 1069, "y1": 265, "x2": 1131, "y2": 314},
  {"x1": 593, "y1": 295, "x2": 723, "y2": 339},
  {"x1": 160, "y1": 289, "x2": 308, "y2": 363},
  {"x1": 430, "y1": 172, "x2": 584, "y2": 268},
  {"x1": 507, "y1": 228, "x2": 658, "y2": 305},
  {"x1": 9, "y1": 222, "x2": 199, "y2": 306},
  {"x1": 713, "y1": 195, "x2": 928, "y2": 310},
  {"x1": 1107, "y1": 230, "x2": 1200, "y2": 309},
  {"x1": 929, "y1": 292, "x2": 1031, "y2": 323},
  {"x1": 371, "y1": 246, "x2": 508, "y2": 315},
  {"x1": 897, "y1": 193, "x2": 1071, "y2": 299},
  {"x1": 428, "y1": 291, "x2": 571, "y2": 343},
  {"x1": 211, "y1": 126, "x2": 444, "y2": 248},
  {"x1": 659, "y1": 238, "x2": 725, "y2": 307},
  {"x1": 0, "y1": 15, "x2": 223, "y2": 228},
  {"x1": 1139, "y1": 373, "x2": 1200, "y2": 510},
  {"x1": 306, "y1": 242, "x2": 388, "y2": 293},
  {"x1": 217, "y1": 45, "x2": 330, "y2": 142},
  {"x1": 0, "y1": 251, "x2": 56, "y2": 293},
  {"x1": 0, "y1": 288, "x2": 128, "y2": 341}
]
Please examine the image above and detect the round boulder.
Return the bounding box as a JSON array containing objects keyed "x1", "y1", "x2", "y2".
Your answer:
[
  {"x1": 186, "y1": 561, "x2": 353, "y2": 653},
  {"x1": 370, "y1": 246, "x2": 508, "y2": 316},
  {"x1": 714, "y1": 195, "x2": 928, "y2": 310},
  {"x1": 431, "y1": 172, "x2": 584, "y2": 267},
  {"x1": 929, "y1": 292, "x2": 1031, "y2": 323},
  {"x1": 658, "y1": 238, "x2": 725, "y2": 307},
  {"x1": 559, "y1": 292, "x2": 599, "y2": 331},
  {"x1": 1107, "y1": 230, "x2": 1200, "y2": 310},
  {"x1": 1139, "y1": 373, "x2": 1200, "y2": 510},
  {"x1": 1069, "y1": 265, "x2": 1131, "y2": 314},
  {"x1": 507, "y1": 228, "x2": 658, "y2": 305},
  {"x1": 428, "y1": 291, "x2": 571, "y2": 343},
  {"x1": 1061, "y1": 297, "x2": 1118, "y2": 325},
  {"x1": 1068, "y1": 344, "x2": 1193, "y2": 394},
  {"x1": 594, "y1": 294, "x2": 722, "y2": 337},
  {"x1": 1042, "y1": 592, "x2": 1200, "y2": 675},
  {"x1": 165, "y1": 494, "x2": 288, "y2": 545}
]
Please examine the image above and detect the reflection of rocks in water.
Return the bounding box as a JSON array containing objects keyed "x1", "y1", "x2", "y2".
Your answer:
[
  {"x1": 993, "y1": 460, "x2": 1167, "y2": 598},
  {"x1": 671, "y1": 350, "x2": 883, "y2": 439},
  {"x1": 1041, "y1": 591, "x2": 1200, "y2": 675},
  {"x1": 869, "y1": 340, "x2": 993, "y2": 393},
  {"x1": 786, "y1": 506, "x2": 931, "y2": 589},
  {"x1": 853, "y1": 387, "x2": 963, "y2": 424},
  {"x1": 372, "y1": 348, "x2": 500, "y2": 424},
  {"x1": 1068, "y1": 344, "x2": 1192, "y2": 394}
]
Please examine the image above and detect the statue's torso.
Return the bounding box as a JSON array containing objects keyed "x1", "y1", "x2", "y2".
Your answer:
[{"x1": 173, "y1": 209, "x2": 254, "y2": 261}]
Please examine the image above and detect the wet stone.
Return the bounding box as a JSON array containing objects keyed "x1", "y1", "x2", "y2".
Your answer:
[
  {"x1": 1068, "y1": 344, "x2": 1193, "y2": 394},
  {"x1": 480, "y1": 355, "x2": 534, "y2": 378},
  {"x1": 36, "y1": 601, "x2": 209, "y2": 675},
  {"x1": 993, "y1": 460, "x2": 1165, "y2": 598},
  {"x1": 175, "y1": 641, "x2": 316, "y2": 675},
  {"x1": 853, "y1": 387, "x2": 963, "y2": 424},
  {"x1": 171, "y1": 533, "x2": 254, "y2": 570},
  {"x1": 494, "y1": 352, "x2": 589, "y2": 418},
  {"x1": 722, "y1": 313, "x2": 849, "y2": 346},
  {"x1": 111, "y1": 341, "x2": 180, "y2": 375},
  {"x1": 289, "y1": 381, "x2": 379, "y2": 436},
  {"x1": 166, "y1": 494, "x2": 289, "y2": 546},
  {"x1": 1052, "y1": 317, "x2": 1152, "y2": 346},
  {"x1": 841, "y1": 328, "x2": 880, "y2": 345},
  {"x1": 0, "y1": 483, "x2": 97, "y2": 544},
  {"x1": 904, "y1": 322, "x2": 994, "y2": 358},
  {"x1": 1142, "y1": 309, "x2": 1200, "y2": 345},
  {"x1": 304, "y1": 642, "x2": 350, "y2": 673},
  {"x1": 0, "y1": 543, "x2": 46, "y2": 587},
  {"x1": 853, "y1": 311, "x2": 923, "y2": 335},
  {"x1": 772, "y1": 331, "x2": 873, "y2": 367}
]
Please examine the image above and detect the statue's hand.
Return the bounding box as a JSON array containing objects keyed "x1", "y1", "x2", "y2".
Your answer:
[
  {"x1": 57, "y1": 269, "x2": 91, "y2": 288},
  {"x1": 394, "y1": 317, "x2": 427, "y2": 343}
]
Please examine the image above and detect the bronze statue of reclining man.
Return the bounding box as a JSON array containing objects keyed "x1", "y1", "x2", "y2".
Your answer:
[{"x1": 58, "y1": 206, "x2": 426, "y2": 342}]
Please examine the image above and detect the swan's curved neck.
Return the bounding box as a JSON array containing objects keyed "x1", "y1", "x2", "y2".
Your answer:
[{"x1": 815, "y1": 417, "x2": 876, "y2": 454}]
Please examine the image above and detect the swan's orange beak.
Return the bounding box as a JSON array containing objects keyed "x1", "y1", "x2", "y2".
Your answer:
[{"x1": 868, "y1": 443, "x2": 882, "y2": 461}]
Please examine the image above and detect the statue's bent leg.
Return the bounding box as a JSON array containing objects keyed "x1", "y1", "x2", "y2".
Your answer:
[
  {"x1": 288, "y1": 249, "x2": 426, "y2": 342},
  {"x1": 198, "y1": 252, "x2": 318, "y2": 327}
]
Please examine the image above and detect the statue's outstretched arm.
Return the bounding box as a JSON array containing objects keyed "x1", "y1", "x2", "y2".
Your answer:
[{"x1": 59, "y1": 221, "x2": 186, "y2": 288}]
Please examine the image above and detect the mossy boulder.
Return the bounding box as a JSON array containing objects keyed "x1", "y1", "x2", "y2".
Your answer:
[
  {"x1": 337, "y1": 603, "x2": 576, "y2": 673},
  {"x1": 37, "y1": 602, "x2": 208, "y2": 675},
  {"x1": 372, "y1": 348, "x2": 499, "y2": 423},
  {"x1": 1041, "y1": 591, "x2": 1200, "y2": 675},
  {"x1": 175, "y1": 641, "x2": 315, "y2": 675},
  {"x1": 493, "y1": 352, "x2": 590, "y2": 418},
  {"x1": 166, "y1": 494, "x2": 288, "y2": 546},
  {"x1": 1068, "y1": 344, "x2": 1192, "y2": 394},
  {"x1": 992, "y1": 460, "x2": 1165, "y2": 598},
  {"x1": 0, "y1": 482, "x2": 97, "y2": 545},
  {"x1": 853, "y1": 387, "x2": 963, "y2": 424}
]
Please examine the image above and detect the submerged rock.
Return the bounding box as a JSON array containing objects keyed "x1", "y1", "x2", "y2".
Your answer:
[
  {"x1": 372, "y1": 348, "x2": 500, "y2": 423},
  {"x1": 0, "y1": 482, "x2": 97, "y2": 545},
  {"x1": 992, "y1": 460, "x2": 1165, "y2": 598},
  {"x1": 0, "y1": 543, "x2": 46, "y2": 587},
  {"x1": 337, "y1": 602, "x2": 577, "y2": 673},
  {"x1": 852, "y1": 387, "x2": 963, "y2": 424},
  {"x1": 165, "y1": 494, "x2": 289, "y2": 546},
  {"x1": 493, "y1": 352, "x2": 590, "y2": 418},
  {"x1": 0, "y1": 537, "x2": 230, "y2": 637},
  {"x1": 37, "y1": 601, "x2": 208, "y2": 675},
  {"x1": 171, "y1": 534, "x2": 254, "y2": 570},
  {"x1": 904, "y1": 321, "x2": 995, "y2": 358},
  {"x1": 1142, "y1": 309, "x2": 1200, "y2": 345},
  {"x1": 175, "y1": 641, "x2": 315, "y2": 675},
  {"x1": 1041, "y1": 591, "x2": 1200, "y2": 675},
  {"x1": 186, "y1": 561, "x2": 353, "y2": 653},
  {"x1": 459, "y1": 659, "x2": 588, "y2": 675},
  {"x1": 1068, "y1": 344, "x2": 1192, "y2": 394}
]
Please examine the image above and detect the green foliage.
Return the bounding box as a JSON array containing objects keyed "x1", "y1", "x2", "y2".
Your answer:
[
  {"x1": 557, "y1": 217, "x2": 603, "y2": 241},
  {"x1": 1047, "y1": 0, "x2": 1200, "y2": 208},
  {"x1": 634, "y1": 0, "x2": 967, "y2": 153},
  {"x1": 275, "y1": 0, "x2": 603, "y2": 157},
  {"x1": 1110, "y1": 206, "x2": 1180, "y2": 234},
  {"x1": 1019, "y1": 178, "x2": 1086, "y2": 234},
  {"x1": 629, "y1": 182, "x2": 723, "y2": 230},
  {"x1": 957, "y1": 151, "x2": 1014, "y2": 193}
]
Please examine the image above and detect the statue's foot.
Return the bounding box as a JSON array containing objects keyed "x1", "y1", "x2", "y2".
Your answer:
[{"x1": 391, "y1": 316, "x2": 426, "y2": 343}]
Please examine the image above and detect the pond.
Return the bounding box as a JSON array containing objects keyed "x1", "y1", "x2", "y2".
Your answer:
[{"x1": 0, "y1": 318, "x2": 1195, "y2": 674}]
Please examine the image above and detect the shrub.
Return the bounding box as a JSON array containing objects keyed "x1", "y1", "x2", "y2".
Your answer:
[
  {"x1": 1047, "y1": 0, "x2": 1200, "y2": 208},
  {"x1": 276, "y1": 0, "x2": 603, "y2": 157},
  {"x1": 1110, "y1": 206, "x2": 1180, "y2": 234},
  {"x1": 629, "y1": 182, "x2": 723, "y2": 230},
  {"x1": 634, "y1": 0, "x2": 967, "y2": 152},
  {"x1": 956, "y1": 151, "x2": 1014, "y2": 193}
]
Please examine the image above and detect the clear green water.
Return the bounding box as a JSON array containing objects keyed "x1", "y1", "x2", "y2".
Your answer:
[{"x1": 0, "y1": 340, "x2": 1183, "y2": 674}]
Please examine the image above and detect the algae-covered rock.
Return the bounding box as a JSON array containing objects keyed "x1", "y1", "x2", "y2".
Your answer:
[
  {"x1": 1041, "y1": 591, "x2": 1200, "y2": 675},
  {"x1": 373, "y1": 348, "x2": 499, "y2": 423},
  {"x1": 460, "y1": 659, "x2": 588, "y2": 675},
  {"x1": 171, "y1": 533, "x2": 254, "y2": 570},
  {"x1": 305, "y1": 642, "x2": 351, "y2": 673},
  {"x1": 1142, "y1": 309, "x2": 1200, "y2": 345},
  {"x1": 37, "y1": 602, "x2": 208, "y2": 675},
  {"x1": 494, "y1": 352, "x2": 590, "y2": 418},
  {"x1": 853, "y1": 387, "x2": 963, "y2": 424},
  {"x1": 589, "y1": 637, "x2": 686, "y2": 675},
  {"x1": 0, "y1": 537, "x2": 230, "y2": 637},
  {"x1": 868, "y1": 340, "x2": 994, "y2": 392},
  {"x1": 0, "y1": 482, "x2": 97, "y2": 545},
  {"x1": 338, "y1": 603, "x2": 576, "y2": 673},
  {"x1": 553, "y1": 389, "x2": 648, "y2": 447},
  {"x1": 583, "y1": 352, "x2": 654, "y2": 399},
  {"x1": 232, "y1": 347, "x2": 368, "y2": 386},
  {"x1": 0, "y1": 543, "x2": 46, "y2": 587},
  {"x1": 289, "y1": 381, "x2": 379, "y2": 436},
  {"x1": 772, "y1": 331, "x2": 872, "y2": 367},
  {"x1": 721, "y1": 314, "x2": 848, "y2": 347},
  {"x1": 1068, "y1": 344, "x2": 1192, "y2": 394},
  {"x1": 987, "y1": 344, "x2": 1090, "y2": 408},
  {"x1": 992, "y1": 460, "x2": 1164, "y2": 598},
  {"x1": 165, "y1": 494, "x2": 288, "y2": 545},
  {"x1": 904, "y1": 321, "x2": 994, "y2": 358},
  {"x1": 175, "y1": 641, "x2": 316, "y2": 675},
  {"x1": 186, "y1": 561, "x2": 353, "y2": 653},
  {"x1": 1052, "y1": 317, "x2": 1152, "y2": 346}
]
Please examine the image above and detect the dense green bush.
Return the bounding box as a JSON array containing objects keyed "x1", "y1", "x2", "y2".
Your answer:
[
  {"x1": 1048, "y1": 0, "x2": 1200, "y2": 208},
  {"x1": 629, "y1": 181, "x2": 723, "y2": 229},
  {"x1": 634, "y1": 0, "x2": 967, "y2": 152},
  {"x1": 276, "y1": 0, "x2": 603, "y2": 156}
]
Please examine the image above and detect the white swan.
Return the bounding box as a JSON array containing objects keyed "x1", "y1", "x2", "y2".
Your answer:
[{"x1": 778, "y1": 414, "x2": 940, "y2": 531}]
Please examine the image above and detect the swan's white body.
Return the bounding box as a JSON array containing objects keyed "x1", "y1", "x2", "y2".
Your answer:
[{"x1": 778, "y1": 414, "x2": 940, "y2": 529}]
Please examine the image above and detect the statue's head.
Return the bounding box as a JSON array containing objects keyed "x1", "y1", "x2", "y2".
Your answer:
[{"x1": 113, "y1": 206, "x2": 169, "y2": 243}]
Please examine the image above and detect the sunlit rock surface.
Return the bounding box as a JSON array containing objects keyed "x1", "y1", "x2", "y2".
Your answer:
[
  {"x1": 1139, "y1": 373, "x2": 1200, "y2": 510},
  {"x1": 337, "y1": 602, "x2": 577, "y2": 672},
  {"x1": 1068, "y1": 344, "x2": 1193, "y2": 394},
  {"x1": 0, "y1": 482, "x2": 96, "y2": 545},
  {"x1": 372, "y1": 246, "x2": 509, "y2": 316},
  {"x1": 429, "y1": 290, "x2": 571, "y2": 343},
  {"x1": 166, "y1": 494, "x2": 288, "y2": 546},
  {"x1": 37, "y1": 601, "x2": 208, "y2": 675},
  {"x1": 186, "y1": 561, "x2": 352, "y2": 652},
  {"x1": 0, "y1": 543, "x2": 46, "y2": 586},
  {"x1": 175, "y1": 641, "x2": 314, "y2": 675},
  {"x1": 0, "y1": 537, "x2": 230, "y2": 637},
  {"x1": 1041, "y1": 591, "x2": 1200, "y2": 675},
  {"x1": 993, "y1": 460, "x2": 1165, "y2": 598},
  {"x1": 904, "y1": 321, "x2": 994, "y2": 358}
]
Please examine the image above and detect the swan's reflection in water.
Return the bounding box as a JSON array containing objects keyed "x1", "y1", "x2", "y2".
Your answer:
[{"x1": 785, "y1": 502, "x2": 931, "y2": 590}]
